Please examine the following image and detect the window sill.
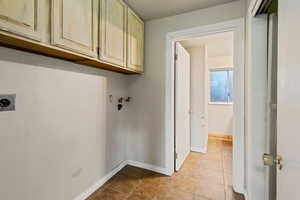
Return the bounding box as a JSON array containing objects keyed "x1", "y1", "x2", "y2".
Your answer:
[{"x1": 208, "y1": 102, "x2": 233, "y2": 105}]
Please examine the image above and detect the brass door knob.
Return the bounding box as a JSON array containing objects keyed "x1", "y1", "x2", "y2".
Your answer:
[{"x1": 263, "y1": 154, "x2": 283, "y2": 170}]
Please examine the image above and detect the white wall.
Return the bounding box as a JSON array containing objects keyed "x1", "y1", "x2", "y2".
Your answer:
[
  {"x1": 126, "y1": 1, "x2": 245, "y2": 168},
  {"x1": 207, "y1": 56, "x2": 233, "y2": 135},
  {"x1": 0, "y1": 47, "x2": 130, "y2": 200},
  {"x1": 186, "y1": 46, "x2": 207, "y2": 151},
  {"x1": 208, "y1": 105, "x2": 233, "y2": 134},
  {"x1": 207, "y1": 56, "x2": 233, "y2": 67}
]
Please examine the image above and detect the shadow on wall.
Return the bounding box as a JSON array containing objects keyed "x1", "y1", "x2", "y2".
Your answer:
[{"x1": 0, "y1": 46, "x2": 126, "y2": 78}]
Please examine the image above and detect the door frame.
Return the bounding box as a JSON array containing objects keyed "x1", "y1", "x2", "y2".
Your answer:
[{"x1": 165, "y1": 18, "x2": 245, "y2": 194}]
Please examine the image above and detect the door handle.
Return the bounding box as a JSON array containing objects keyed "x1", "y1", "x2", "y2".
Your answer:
[
  {"x1": 274, "y1": 155, "x2": 283, "y2": 170},
  {"x1": 263, "y1": 153, "x2": 283, "y2": 170}
]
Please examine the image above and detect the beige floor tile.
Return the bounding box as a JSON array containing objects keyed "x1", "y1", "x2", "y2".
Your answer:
[
  {"x1": 86, "y1": 137, "x2": 244, "y2": 200},
  {"x1": 194, "y1": 182, "x2": 226, "y2": 200},
  {"x1": 224, "y1": 172, "x2": 233, "y2": 187},
  {"x1": 109, "y1": 174, "x2": 142, "y2": 194},
  {"x1": 87, "y1": 188, "x2": 129, "y2": 200},
  {"x1": 155, "y1": 188, "x2": 195, "y2": 200},
  {"x1": 193, "y1": 195, "x2": 211, "y2": 200}
]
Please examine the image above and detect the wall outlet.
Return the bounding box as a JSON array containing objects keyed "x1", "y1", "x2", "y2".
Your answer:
[{"x1": 0, "y1": 94, "x2": 16, "y2": 112}]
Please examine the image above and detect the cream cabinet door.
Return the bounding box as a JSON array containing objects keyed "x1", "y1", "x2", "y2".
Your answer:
[
  {"x1": 127, "y1": 8, "x2": 144, "y2": 72},
  {"x1": 51, "y1": 0, "x2": 98, "y2": 57},
  {"x1": 99, "y1": 0, "x2": 127, "y2": 67},
  {"x1": 0, "y1": 0, "x2": 42, "y2": 41}
]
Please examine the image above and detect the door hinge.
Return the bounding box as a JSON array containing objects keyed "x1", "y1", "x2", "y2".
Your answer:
[{"x1": 175, "y1": 54, "x2": 178, "y2": 61}]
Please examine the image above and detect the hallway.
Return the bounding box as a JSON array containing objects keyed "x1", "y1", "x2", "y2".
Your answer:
[{"x1": 87, "y1": 137, "x2": 244, "y2": 200}]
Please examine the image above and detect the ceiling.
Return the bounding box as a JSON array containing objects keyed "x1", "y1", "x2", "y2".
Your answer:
[
  {"x1": 124, "y1": 0, "x2": 239, "y2": 20},
  {"x1": 180, "y1": 32, "x2": 234, "y2": 57}
]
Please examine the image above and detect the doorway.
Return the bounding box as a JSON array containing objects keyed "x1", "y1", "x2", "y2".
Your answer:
[
  {"x1": 165, "y1": 19, "x2": 245, "y2": 194},
  {"x1": 175, "y1": 31, "x2": 237, "y2": 195}
]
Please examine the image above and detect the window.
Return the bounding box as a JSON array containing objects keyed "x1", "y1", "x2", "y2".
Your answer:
[{"x1": 209, "y1": 69, "x2": 233, "y2": 104}]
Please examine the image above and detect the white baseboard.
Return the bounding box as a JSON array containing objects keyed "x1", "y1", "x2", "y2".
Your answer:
[
  {"x1": 73, "y1": 160, "x2": 127, "y2": 200},
  {"x1": 243, "y1": 192, "x2": 249, "y2": 200},
  {"x1": 208, "y1": 131, "x2": 232, "y2": 136},
  {"x1": 127, "y1": 160, "x2": 169, "y2": 176},
  {"x1": 233, "y1": 185, "x2": 246, "y2": 197},
  {"x1": 191, "y1": 146, "x2": 207, "y2": 153},
  {"x1": 232, "y1": 186, "x2": 247, "y2": 200}
]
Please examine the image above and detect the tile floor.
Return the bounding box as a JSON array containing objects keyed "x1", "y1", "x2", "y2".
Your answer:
[{"x1": 87, "y1": 138, "x2": 245, "y2": 200}]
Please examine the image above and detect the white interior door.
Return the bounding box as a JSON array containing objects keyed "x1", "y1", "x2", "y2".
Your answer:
[
  {"x1": 175, "y1": 42, "x2": 191, "y2": 171},
  {"x1": 277, "y1": 1, "x2": 300, "y2": 199}
]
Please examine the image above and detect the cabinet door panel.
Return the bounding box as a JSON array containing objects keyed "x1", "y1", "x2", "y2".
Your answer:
[
  {"x1": 0, "y1": 0, "x2": 42, "y2": 41},
  {"x1": 52, "y1": 0, "x2": 98, "y2": 57},
  {"x1": 100, "y1": 0, "x2": 127, "y2": 67},
  {"x1": 127, "y1": 9, "x2": 144, "y2": 72}
]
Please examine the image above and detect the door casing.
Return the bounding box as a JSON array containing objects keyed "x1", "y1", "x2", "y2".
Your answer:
[{"x1": 165, "y1": 18, "x2": 245, "y2": 194}]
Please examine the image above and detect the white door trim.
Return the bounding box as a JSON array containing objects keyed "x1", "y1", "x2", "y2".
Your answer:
[
  {"x1": 165, "y1": 18, "x2": 245, "y2": 194},
  {"x1": 203, "y1": 45, "x2": 209, "y2": 153}
]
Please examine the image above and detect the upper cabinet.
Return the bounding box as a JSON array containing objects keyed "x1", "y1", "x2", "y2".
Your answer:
[
  {"x1": 0, "y1": 0, "x2": 144, "y2": 74},
  {"x1": 0, "y1": 0, "x2": 42, "y2": 41},
  {"x1": 51, "y1": 0, "x2": 98, "y2": 57},
  {"x1": 99, "y1": 0, "x2": 127, "y2": 67},
  {"x1": 127, "y1": 8, "x2": 144, "y2": 72}
]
